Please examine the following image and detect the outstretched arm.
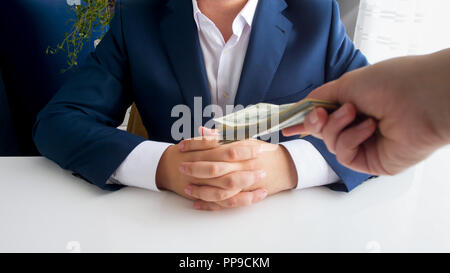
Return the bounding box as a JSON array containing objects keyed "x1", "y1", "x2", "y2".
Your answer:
[{"x1": 283, "y1": 48, "x2": 450, "y2": 175}]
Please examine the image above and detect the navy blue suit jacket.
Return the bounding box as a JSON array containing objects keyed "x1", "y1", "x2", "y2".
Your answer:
[{"x1": 33, "y1": 0, "x2": 371, "y2": 191}]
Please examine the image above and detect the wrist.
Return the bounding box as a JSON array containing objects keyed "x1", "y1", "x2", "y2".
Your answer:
[
  {"x1": 445, "y1": 126, "x2": 450, "y2": 144},
  {"x1": 422, "y1": 51, "x2": 450, "y2": 145},
  {"x1": 278, "y1": 144, "x2": 298, "y2": 190},
  {"x1": 427, "y1": 93, "x2": 450, "y2": 146},
  {"x1": 444, "y1": 111, "x2": 450, "y2": 143},
  {"x1": 155, "y1": 145, "x2": 176, "y2": 190}
]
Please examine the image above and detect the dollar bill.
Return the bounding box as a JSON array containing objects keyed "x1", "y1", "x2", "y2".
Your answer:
[{"x1": 214, "y1": 99, "x2": 339, "y2": 143}]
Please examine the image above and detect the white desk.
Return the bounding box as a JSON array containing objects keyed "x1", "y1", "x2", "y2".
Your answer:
[{"x1": 1, "y1": 147, "x2": 450, "y2": 253}]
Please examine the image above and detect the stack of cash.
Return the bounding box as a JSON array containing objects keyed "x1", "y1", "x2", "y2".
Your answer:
[{"x1": 214, "y1": 99, "x2": 339, "y2": 143}]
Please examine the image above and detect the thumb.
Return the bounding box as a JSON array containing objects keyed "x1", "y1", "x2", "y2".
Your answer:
[{"x1": 305, "y1": 79, "x2": 344, "y2": 104}]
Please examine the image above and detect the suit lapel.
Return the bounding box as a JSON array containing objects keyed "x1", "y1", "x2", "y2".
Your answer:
[
  {"x1": 234, "y1": 0, "x2": 292, "y2": 107},
  {"x1": 160, "y1": 0, "x2": 211, "y2": 111}
]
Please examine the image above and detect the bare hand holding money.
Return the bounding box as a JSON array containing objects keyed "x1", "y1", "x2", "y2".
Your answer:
[{"x1": 283, "y1": 49, "x2": 450, "y2": 176}]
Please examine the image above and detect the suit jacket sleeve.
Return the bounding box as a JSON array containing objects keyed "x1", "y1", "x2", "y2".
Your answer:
[
  {"x1": 303, "y1": 0, "x2": 372, "y2": 192},
  {"x1": 33, "y1": 1, "x2": 146, "y2": 191}
]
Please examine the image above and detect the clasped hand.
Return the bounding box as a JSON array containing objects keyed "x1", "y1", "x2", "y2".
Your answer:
[{"x1": 155, "y1": 127, "x2": 298, "y2": 210}]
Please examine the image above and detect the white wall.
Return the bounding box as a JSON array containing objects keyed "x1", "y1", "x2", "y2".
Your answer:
[{"x1": 337, "y1": 0, "x2": 360, "y2": 40}]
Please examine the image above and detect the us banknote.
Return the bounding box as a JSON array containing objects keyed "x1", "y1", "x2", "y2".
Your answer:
[{"x1": 214, "y1": 99, "x2": 339, "y2": 143}]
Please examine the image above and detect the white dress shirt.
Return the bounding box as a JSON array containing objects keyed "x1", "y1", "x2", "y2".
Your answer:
[{"x1": 109, "y1": 0, "x2": 339, "y2": 191}]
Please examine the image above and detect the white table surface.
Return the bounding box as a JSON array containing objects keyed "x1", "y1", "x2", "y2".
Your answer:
[{"x1": 1, "y1": 146, "x2": 450, "y2": 253}]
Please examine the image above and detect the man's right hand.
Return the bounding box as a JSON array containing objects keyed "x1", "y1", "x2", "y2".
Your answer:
[{"x1": 283, "y1": 49, "x2": 450, "y2": 176}]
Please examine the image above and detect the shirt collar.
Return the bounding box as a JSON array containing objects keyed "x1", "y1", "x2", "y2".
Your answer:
[
  {"x1": 192, "y1": 0, "x2": 259, "y2": 30},
  {"x1": 239, "y1": 0, "x2": 258, "y2": 27}
]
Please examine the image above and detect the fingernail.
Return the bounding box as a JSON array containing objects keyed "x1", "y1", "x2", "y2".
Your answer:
[
  {"x1": 260, "y1": 190, "x2": 268, "y2": 199},
  {"x1": 178, "y1": 141, "x2": 185, "y2": 151},
  {"x1": 179, "y1": 164, "x2": 185, "y2": 173},
  {"x1": 357, "y1": 119, "x2": 374, "y2": 130},
  {"x1": 334, "y1": 105, "x2": 348, "y2": 119},
  {"x1": 258, "y1": 170, "x2": 267, "y2": 179},
  {"x1": 193, "y1": 203, "x2": 201, "y2": 210},
  {"x1": 309, "y1": 109, "x2": 318, "y2": 124},
  {"x1": 185, "y1": 186, "x2": 192, "y2": 195}
]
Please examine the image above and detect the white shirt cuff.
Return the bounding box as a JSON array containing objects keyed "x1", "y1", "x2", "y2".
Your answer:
[
  {"x1": 107, "y1": 140, "x2": 173, "y2": 192},
  {"x1": 280, "y1": 139, "x2": 340, "y2": 190}
]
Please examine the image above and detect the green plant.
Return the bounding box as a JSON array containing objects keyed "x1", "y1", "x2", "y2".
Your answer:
[{"x1": 46, "y1": 0, "x2": 116, "y2": 72}]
